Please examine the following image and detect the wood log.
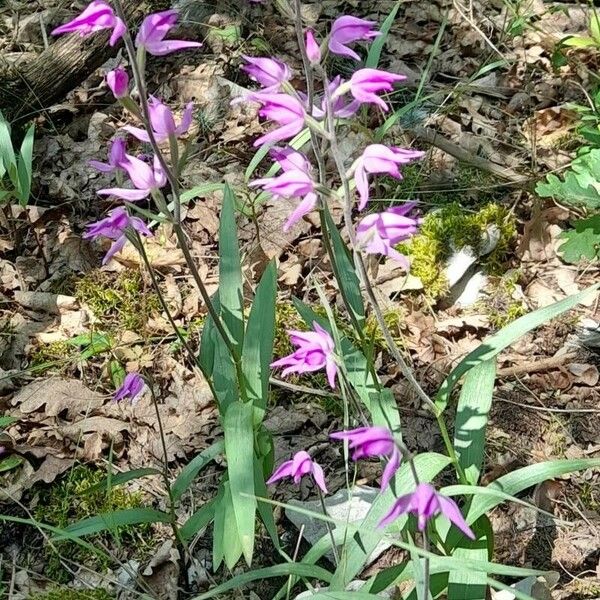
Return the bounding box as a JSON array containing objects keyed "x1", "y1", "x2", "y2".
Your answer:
[{"x1": 0, "y1": 1, "x2": 146, "y2": 125}]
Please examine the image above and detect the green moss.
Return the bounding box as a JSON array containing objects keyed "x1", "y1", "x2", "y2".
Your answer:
[
  {"x1": 74, "y1": 269, "x2": 159, "y2": 332},
  {"x1": 30, "y1": 588, "x2": 113, "y2": 600},
  {"x1": 35, "y1": 465, "x2": 148, "y2": 583},
  {"x1": 398, "y1": 202, "x2": 516, "y2": 300},
  {"x1": 29, "y1": 340, "x2": 77, "y2": 372}
]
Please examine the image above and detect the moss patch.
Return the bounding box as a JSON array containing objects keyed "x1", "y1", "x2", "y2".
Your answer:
[
  {"x1": 399, "y1": 202, "x2": 516, "y2": 300},
  {"x1": 35, "y1": 465, "x2": 149, "y2": 583},
  {"x1": 74, "y1": 269, "x2": 159, "y2": 332}
]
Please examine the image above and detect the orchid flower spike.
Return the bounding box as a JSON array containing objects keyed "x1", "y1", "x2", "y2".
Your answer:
[
  {"x1": 250, "y1": 148, "x2": 317, "y2": 230},
  {"x1": 114, "y1": 372, "x2": 145, "y2": 403},
  {"x1": 241, "y1": 56, "x2": 291, "y2": 91},
  {"x1": 267, "y1": 451, "x2": 328, "y2": 493},
  {"x1": 271, "y1": 322, "x2": 337, "y2": 388},
  {"x1": 51, "y1": 1, "x2": 126, "y2": 46},
  {"x1": 352, "y1": 145, "x2": 424, "y2": 209},
  {"x1": 97, "y1": 154, "x2": 166, "y2": 201},
  {"x1": 136, "y1": 9, "x2": 202, "y2": 55},
  {"x1": 330, "y1": 426, "x2": 401, "y2": 490},
  {"x1": 379, "y1": 482, "x2": 476, "y2": 540},
  {"x1": 89, "y1": 138, "x2": 127, "y2": 174},
  {"x1": 356, "y1": 203, "x2": 421, "y2": 267},
  {"x1": 248, "y1": 93, "x2": 306, "y2": 147},
  {"x1": 83, "y1": 206, "x2": 152, "y2": 264},
  {"x1": 124, "y1": 96, "x2": 194, "y2": 143},
  {"x1": 328, "y1": 16, "x2": 380, "y2": 60}
]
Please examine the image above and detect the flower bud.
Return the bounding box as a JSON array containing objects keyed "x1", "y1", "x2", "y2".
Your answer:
[
  {"x1": 106, "y1": 67, "x2": 129, "y2": 99},
  {"x1": 305, "y1": 29, "x2": 321, "y2": 64}
]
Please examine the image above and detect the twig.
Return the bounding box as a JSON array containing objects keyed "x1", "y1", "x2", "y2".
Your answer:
[
  {"x1": 497, "y1": 352, "x2": 578, "y2": 378},
  {"x1": 411, "y1": 126, "x2": 531, "y2": 185}
]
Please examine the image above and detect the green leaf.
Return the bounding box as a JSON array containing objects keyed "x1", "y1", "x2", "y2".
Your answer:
[
  {"x1": 365, "y1": 0, "x2": 402, "y2": 68},
  {"x1": 308, "y1": 593, "x2": 382, "y2": 599},
  {"x1": 447, "y1": 532, "x2": 489, "y2": 600},
  {"x1": 224, "y1": 401, "x2": 256, "y2": 565},
  {"x1": 0, "y1": 416, "x2": 18, "y2": 428},
  {"x1": 179, "y1": 183, "x2": 225, "y2": 203},
  {"x1": 0, "y1": 455, "x2": 23, "y2": 473},
  {"x1": 558, "y1": 216, "x2": 600, "y2": 263},
  {"x1": 219, "y1": 184, "x2": 245, "y2": 347},
  {"x1": 454, "y1": 359, "x2": 496, "y2": 485},
  {"x1": 213, "y1": 480, "x2": 243, "y2": 569},
  {"x1": 181, "y1": 499, "x2": 215, "y2": 540},
  {"x1": 172, "y1": 440, "x2": 225, "y2": 502},
  {"x1": 193, "y1": 563, "x2": 333, "y2": 599},
  {"x1": 16, "y1": 123, "x2": 34, "y2": 205},
  {"x1": 329, "y1": 453, "x2": 452, "y2": 590},
  {"x1": 436, "y1": 283, "x2": 599, "y2": 412},
  {"x1": 242, "y1": 261, "x2": 277, "y2": 423},
  {"x1": 562, "y1": 35, "x2": 598, "y2": 48},
  {"x1": 323, "y1": 207, "x2": 365, "y2": 326},
  {"x1": 82, "y1": 467, "x2": 161, "y2": 495},
  {"x1": 0, "y1": 112, "x2": 16, "y2": 171},
  {"x1": 253, "y1": 449, "x2": 280, "y2": 550},
  {"x1": 58, "y1": 508, "x2": 171, "y2": 539},
  {"x1": 536, "y1": 148, "x2": 600, "y2": 209}
]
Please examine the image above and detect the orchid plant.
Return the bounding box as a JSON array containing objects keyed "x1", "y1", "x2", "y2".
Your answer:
[{"x1": 41, "y1": 1, "x2": 600, "y2": 599}]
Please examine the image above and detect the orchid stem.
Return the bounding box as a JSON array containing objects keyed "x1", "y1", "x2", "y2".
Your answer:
[{"x1": 315, "y1": 483, "x2": 339, "y2": 567}]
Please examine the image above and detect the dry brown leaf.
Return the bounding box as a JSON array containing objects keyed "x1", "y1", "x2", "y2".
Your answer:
[
  {"x1": 568, "y1": 363, "x2": 600, "y2": 387},
  {"x1": 11, "y1": 378, "x2": 105, "y2": 420}
]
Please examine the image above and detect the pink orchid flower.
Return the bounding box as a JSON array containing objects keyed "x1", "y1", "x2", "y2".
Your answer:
[
  {"x1": 135, "y1": 9, "x2": 202, "y2": 55},
  {"x1": 356, "y1": 203, "x2": 421, "y2": 266},
  {"x1": 83, "y1": 207, "x2": 152, "y2": 264},
  {"x1": 353, "y1": 145, "x2": 424, "y2": 209},
  {"x1": 330, "y1": 426, "x2": 401, "y2": 491},
  {"x1": 89, "y1": 138, "x2": 127, "y2": 174},
  {"x1": 267, "y1": 450, "x2": 328, "y2": 493},
  {"x1": 379, "y1": 482, "x2": 475, "y2": 540},
  {"x1": 114, "y1": 372, "x2": 145, "y2": 403},
  {"x1": 328, "y1": 16, "x2": 380, "y2": 60},
  {"x1": 271, "y1": 322, "x2": 337, "y2": 388},
  {"x1": 248, "y1": 93, "x2": 306, "y2": 147},
  {"x1": 305, "y1": 29, "x2": 321, "y2": 64},
  {"x1": 124, "y1": 96, "x2": 193, "y2": 143},
  {"x1": 251, "y1": 148, "x2": 317, "y2": 230},
  {"x1": 106, "y1": 67, "x2": 129, "y2": 99},
  {"x1": 241, "y1": 56, "x2": 291, "y2": 91},
  {"x1": 97, "y1": 154, "x2": 166, "y2": 201},
  {"x1": 51, "y1": 1, "x2": 126, "y2": 46},
  {"x1": 346, "y1": 69, "x2": 406, "y2": 111}
]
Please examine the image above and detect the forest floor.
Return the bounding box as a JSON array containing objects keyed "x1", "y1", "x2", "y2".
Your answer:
[{"x1": 0, "y1": 0, "x2": 599, "y2": 598}]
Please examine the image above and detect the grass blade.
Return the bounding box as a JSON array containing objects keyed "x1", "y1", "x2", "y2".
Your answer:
[
  {"x1": 365, "y1": 1, "x2": 402, "y2": 69},
  {"x1": 181, "y1": 499, "x2": 216, "y2": 540},
  {"x1": 172, "y1": 440, "x2": 225, "y2": 502}
]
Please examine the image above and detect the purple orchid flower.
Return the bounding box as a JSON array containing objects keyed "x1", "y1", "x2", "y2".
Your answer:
[
  {"x1": 135, "y1": 9, "x2": 202, "y2": 56},
  {"x1": 89, "y1": 138, "x2": 127, "y2": 174},
  {"x1": 356, "y1": 203, "x2": 421, "y2": 266},
  {"x1": 328, "y1": 16, "x2": 380, "y2": 60},
  {"x1": 301, "y1": 76, "x2": 361, "y2": 119},
  {"x1": 353, "y1": 144, "x2": 424, "y2": 209},
  {"x1": 241, "y1": 56, "x2": 291, "y2": 91},
  {"x1": 271, "y1": 321, "x2": 337, "y2": 388},
  {"x1": 248, "y1": 93, "x2": 306, "y2": 147},
  {"x1": 124, "y1": 96, "x2": 194, "y2": 143},
  {"x1": 344, "y1": 69, "x2": 406, "y2": 111},
  {"x1": 51, "y1": 1, "x2": 126, "y2": 46},
  {"x1": 379, "y1": 482, "x2": 476, "y2": 539},
  {"x1": 267, "y1": 450, "x2": 328, "y2": 493},
  {"x1": 83, "y1": 206, "x2": 152, "y2": 264},
  {"x1": 114, "y1": 372, "x2": 145, "y2": 403},
  {"x1": 251, "y1": 147, "x2": 317, "y2": 230},
  {"x1": 97, "y1": 153, "x2": 166, "y2": 201},
  {"x1": 330, "y1": 426, "x2": 401, "y2": 490},
  {"x1": 305, "y1": 29, "x2": 321, "y2": 64},
  {"x1": 106, "y1": 67, "x2": 129, "y2": 99}
]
